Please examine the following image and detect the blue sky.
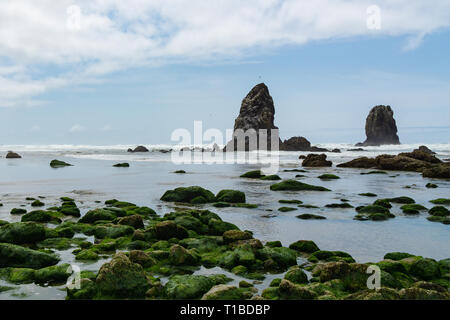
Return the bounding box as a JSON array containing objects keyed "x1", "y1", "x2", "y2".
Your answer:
[{"x1": 0, "y1": 1, "x2": 449, "y2": 145}]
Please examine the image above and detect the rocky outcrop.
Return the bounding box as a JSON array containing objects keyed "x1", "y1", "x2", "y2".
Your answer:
[
  {"x1": 302, "y1": 154, "x2": 332, "y2": 167},
  {"x1": 356, "y1": 105, "x2": 400, "y2": 146},
  {"x1": 414, "y1": 145, "x2": 435, "y2": 154},
  {"x1": 5, "y1": 151, "x2": 21, "y2": 159},
  {"x1": 280, "y1": 136, "x2": 328, "y2": 152},
  {"x1": 224, "y1": 83, "x2": 280, "y2": 151},
  {"x1": 127, "y1": 146, "x2": 149, "y2": 153}
]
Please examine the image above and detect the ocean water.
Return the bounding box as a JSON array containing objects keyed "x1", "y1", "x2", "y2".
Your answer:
[{"x1": 0, "y1": 143, "x2": 449, "y2": 299}]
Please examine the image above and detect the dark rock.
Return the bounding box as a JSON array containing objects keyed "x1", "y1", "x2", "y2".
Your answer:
[
  {"x1": 224, "y1": 83, "x2": 281, "y2": 151},
  {"x1": 302, "y1": 154, "x2": 332, "y2": 167},
  {"x1": 128, "y1": 146, "x2": 149, "y2": 153},
  {"x1": 348, "y1": 148, "x2": 365, "y2": 151},
  {"x1": 6, "y1": 151, "x2": 21, "y2": 159},
  {"x1": 281, "y1": 136, "x2": 311, "y2": 151},
  {"x1": 415, "y1": 145, "x2": 435, "y2": 154},
  {"x1": 331, "y1": 148, "x2": 341, "y2": 153},
  {"x1": 356, "y1": 105, "x2": 400, "y2": 146},
  {"x1": 50, "y1": 159, "x2": 72, "y2": 168},
  {"x1": 0, "y1": 243, "x2": 59, "y2": 268},
  {"x1": 398, "y1": 150, "x2": 441, "y2": 164},
  {"x1": 337, "y1": 157, "x2": 377, "y2": 168}
]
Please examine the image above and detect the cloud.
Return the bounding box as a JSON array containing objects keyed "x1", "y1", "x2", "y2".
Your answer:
[
  {"x1": 0, "y1": 0, "x2": 449, "y2": 107},
  {"x1": 69, "y1": 124, "x2": 85, "y2": 133}
]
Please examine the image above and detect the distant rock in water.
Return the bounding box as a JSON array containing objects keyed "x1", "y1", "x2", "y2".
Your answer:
[
  {"x1": 224, "y1": 83, "x2": 281, "y2": 151},
  {"x1": 302, "y1": 154, "x2": 332, "y2": 167},
  {"x1": 348, "y1": 148, "x2": 365, "y2": 152},
  {"x1": 5, "y1": 151, "x2": 21, "y2": 159},
  {"x1": 281, "y1": 137, "x2": 310, "y2": 151},
  {"x1": 50, "y1": 159, "x2": 73, "y2": 168},
  {"x1": 128, "y1": 146, "x2": 149, "y2": 153},
  {"x1": 356, "y1": 105, "x2": 400, "y2": 146},
  {"x1": 414, "y1": 145, "x2": 435, "y2": 154}
]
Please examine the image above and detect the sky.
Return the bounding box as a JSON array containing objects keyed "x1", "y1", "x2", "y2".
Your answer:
[{"x1": 0, "y1": 0, "x2": 449, "y2": 145}]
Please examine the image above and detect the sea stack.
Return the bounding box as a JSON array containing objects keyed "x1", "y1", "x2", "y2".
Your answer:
[
  {"x1": 356, "y1": 105, "x2": 400, "y2": 146},
  {"x1": 224, "y1": 83, "x2": 281, "y2": 151}
]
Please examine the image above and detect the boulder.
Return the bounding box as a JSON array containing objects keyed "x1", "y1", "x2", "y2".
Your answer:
[
  {"x1": 50, "y1": 159, "x2": 72, "y2": 168},
  {"x1": 0, "y1": 243, "x2": 59, "y2": 268},
  {"x1": 337, "y1": 157, "x2": 377, "y2": 168},
  {"x1": 215, "y1": 189, "x2": 245, "y2": 203},
  {"x1": 154, "y1": 221, "x2": 189, "y2": 240},
  {"x1": 117, "y1": 215, "x2": 144, "y2": 229},
  {"x1": 415, "y1": 145, "x2": 435, "y2": 154},
  {"x1": 165, "y1": 274, "x2": 215, "y2": 299},
  {"x1": 6, "y1": 151, "x2": 21, "y2": 159},
  {"x1": 127, "y1": 146, "x2": 149, "y2": 153},
  {"x1": 270, "y1": 180, "x2": 330, "y2": 191},
  {"x1": 96, "y1": 253, "x2": 150, "y2": 299},
  {"x1": 302, "y1": 154, "x2": 332, "y2": 167},
  {"x1": 201, "y1": 284, "x2": 243, "y2": 300},
  {"x1": 224, "y1": 83, "x2": 281, "y2": 151},
  {"x1": 0, "y1": 222, "x2": 46, "y2": 244},
  {"x1": 160, "y1": 186, "x2": 216, "y2": 203},
  {"x1": 356, "y1": 105, "x2": 400, "y2": 146}
]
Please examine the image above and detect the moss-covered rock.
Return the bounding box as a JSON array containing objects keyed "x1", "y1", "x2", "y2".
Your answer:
[
  {"x1": 208, "y1": 219, "x2": 239, "y2": 236},
  {"x1": 113, "y1": 163, "x2": 130, "y2": 167},
  {"x1": 79, "y1": 208, "x2": 119, "y2": 224},
  {"x1": 21, "y1": 210, "x2": 62, "y2": 224},
  {"x1": 410, "y1": 258, "x2": 441, "y2": 280},
  {"x1": 66, "y1": 278, "x2": 97, "y2": 300},
  {"x1": 201, "y1": 284, "x2": 244, "y2": 300},
  {"x1": 240, "y1": 170, "x2": 264, "y2": 179},
  {"x1": 359, "y1": 193, "x2": 377, "y2": 197},
  {"x1": 278, "y1": 207, "x2": 297, "y2": 212},
  {"x1": 270, "y1": 180, "x2": 330, "y2": 191},
  {"x1": 289, "y1": 240, "x2": 320, "y2": 253},
  {"x1": 308, "y1": 251, "x2": 355, "y2": 263},
  {"x1": 429, "y1": 198, "x2": 450, "y2": 205},
  {"x1": 164, "y1": 274, "x2": 215, "y2": 299},
  {"x1": 96, "y1": 253, "x2": 150, "y2": 299},
  {"x1": 223, "y1": 230, "x2": 252, "y2": 244},
  {"x1": 0, "y1": 222, "x2": 46, "y2": 244},
  {"x1": 373, "y1": 199, "x2": 392, "y2": 208},
  {"x1": 259, "y1": 247, "x2": 297, "y2": 270},
  {"x1": 284, "y1": 266, "x2": 308, "y2": 284},
  {"x1": 384, "y1": 252, "x2": 415, "y2": 261},
  {"x1": 400, "y1": 204, "x2": 427, "y2": 214},
  {"x1": 325, "y1": 203, "x2": 353, "y2": 208},
  {"x1": 34, "y1": 264, "x2": 71, "y2": 284},
  {"x1": 387, "y1": 196, "x2": 415, "y2": 204},
  {"x1": 260, "y1": 175, "x2": 281, "y2": 181},
  {"x1": 75, "y1": 250, "x2": 99, "y2": 261},
  {"x1": 279, "y1": 199, "x2": 303, "y2": 204},
  {"x1": 318, "y1": 174, "x2": 340, "y2": 180},
  {"x1": 428, "y1": 206, "x2": 449, "y2": 217},
  {"x1": 50, "y1": 159, "x2": 73, "y2": 168},
  {"x1": 31, "y1": 200, "x2": 45, "y2": 207},
  {"x1": 117, "y1": 215, "x2": 144, "y2": 229},
  {"x1": 168, "y1": 244, "x2": 199, "y2": 266},
  {"x1": 354, "y1": 205, "x2": 394, "y2": 221},
  {"x1": 7, "y1": 268, "x2": 36, "y2": 283},
  {"x1": 215, "y1": 190, "x2": 246, "y2": 203},
  {"x1": 92, "y1": 225, "x2": 134, "y2": 239},
  {"x1": 278, "y1": 279, "x2": 317, "y2": 299},
  {"x1": 0, "y1": 243, "x2": 59, "y2": 268},
  {"x1": 155, "y1": 221, "x2": 189, "y2": 240},
  {"x1": 10, "y1": 208, "x2": 27, "y2": 215},
  {"x1": 160, "y1": 186, "x2": 216, "y2": 204},
  {"x1": 296, "y1": 214, "x2": 326, "y2": 220}
]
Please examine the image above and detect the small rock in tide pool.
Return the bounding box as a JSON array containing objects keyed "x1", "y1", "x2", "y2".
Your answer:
[
  {"x1": 425, "y1": 183, "x2": 437, "y2": 188},
  {"x1": 173, "y1": 170, "x2": 186, "y2": 173},
  {"x1": 296, "y1": 214, "x2": 326, "y2": 220},
  {"x1": 50, "y1": 159, "x2": 73, "y2": 168},
  {"x1": 5, "y1": 151, "x2": 21, "y2": 159},
  {"x1": 113, "y1": 163, "x2": 130, "y2": 167},
  {"x1": 278, "y1": 207, "x2": 297, "y2": 212}
]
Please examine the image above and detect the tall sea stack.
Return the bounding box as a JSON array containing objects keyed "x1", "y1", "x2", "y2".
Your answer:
[
  {"x1": 356, "y1": 105, "x2": 400, "y2": 146},
  {"x1": 224, "y1": 83, "x2": 281, "y2": 151}
]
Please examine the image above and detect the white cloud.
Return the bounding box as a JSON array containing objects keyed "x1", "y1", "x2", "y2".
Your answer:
[
  {"x1": 69, "y1": 124, "x2": 85, "y2": 133},
  {"x1": 0, "y1": 0, "x2": 449, "y2": 107}
]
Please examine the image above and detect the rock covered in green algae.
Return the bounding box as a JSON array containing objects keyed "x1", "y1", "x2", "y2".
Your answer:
[
  {"x1": 429, "y1": 198, "x2": 450, "y2": 205},
  {"x1": 117, "y1": 215, "x2": 144, "y2": 229},
  {"x1": 373, "y1": 199, "x2": 392, "y2": 208},
  {"x1": 160, "y1": 186, "x2": 216, "y2": 204},
  {"x1": 296, "y1": 214, "x2": 326, "y2": 220},
  {"x1": 325, "y1": 203, "x2": 353, "y2": 208},
  {"x1": 240, "y1": 170, "x2": 264, "y2": 178},
  {"x1": 21, "y1": 210, "x2": 62, "y2": 224},
  {"x1": 215, "y1": 189, "x2": 246, "y2": 203},
  {"x1": 409, "y1": 258, "x2": 441, "y2": 280},
  {"x1": 75, "y1": 249, "x2": 99, "y2": 261},
  {"x1": 278, "y1": 279, "x2": 317, "y2": 299},
  {"x1": 34, "y1": 264, "x2": 71, "y2": 284},
  {"x1": 50, "y1": 159, "x2": 73, "y2": 168},
  {"x1": 384, "y1": 252, "x2": 415, "y2": 261},
  {"x1": 129, "y1": 250, "x2": 157, "y2": 268},
  {"x1": 289, "y1": 240, "x2": 320, "y2": 253},
  {"x1": 359, "y1": 192, "x2": 377, "y2": 197},
  {"x1": 278, "y1": 207, "x2": 297, "y2": 212},
  {"x1": 260, "y1": 175, "x2": 281, "y2": 181},
  {"x1": 284, "y1": 266, "x2": 308, "y2": 284},
  {"x1": 79, "y1": 208, "x2": 120, "y2": 223},
  {"x1": 279, "y1": 199, "x2": 303, "y2": 204},
  {"x1": 318, "y1": 174, "x2": 340, "y2": 180},
  {"x1": 31, "y1": 200, "x2": 45, "y2": 207},
  {"x1": 154, "y1": 221, "x2": 189, "y2": 240},
  {"x1": 168, "y1": 244, "x2": 199, "y2": 266},
  {"x1": 400, "y1": 204, "x2": 427, "y2": 214},
  {"x1": 270, "y1": 179, "x2": 330, "y2": 191},
  {"x1": 223, "y1": 230, "x2": 252, "y2": 244},
  {"x1": 0, "y1": 243, "x2": 59, "y2": 268},
  {"x1": 308, "y1": 251, "x2": 355, "y2": 264},
  {"x1": 428, "y1": 206, "x2": 449, "y2": 217},
  {"x1": 164, "y1": 274, "x2": 215, "y2": 299},
  {"x1": 0, "y1": 222, "x2": 46, "y2": 244},
  {"x1": 354, "y1": 205, "x2": 394, "y2": 221},
  {"x1": 10, "y1": 208, "x2": 27, "y2": 215},
  {"x1": 387, "y1": 196, "x2": 415, "y2": 204},
  {"x1": 113, "y1": 163, "x2": 130, "y2": 167},
  {"x1": 201, "y1": 284, "x2": 244, "y2": 300},
  {"x1": 96, "y1": 253, "x2": 150, "y2": 299}
]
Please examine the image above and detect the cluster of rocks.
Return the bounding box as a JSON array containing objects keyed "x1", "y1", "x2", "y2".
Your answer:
[{"x1": 337, "y1": 148, "x2": 449, "y2": 179}]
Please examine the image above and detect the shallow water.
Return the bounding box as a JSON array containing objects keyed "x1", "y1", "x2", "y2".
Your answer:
[{"x1": 0, "y1": 143, "x2": 449, "y2": 299}]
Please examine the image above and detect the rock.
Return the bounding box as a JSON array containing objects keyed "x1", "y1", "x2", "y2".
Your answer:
[
  {"x1": 154, "y1": 221, "x2": 189, "y2": 240},
  {"x1": 79, "y1": 208, "x2": 118, "y2": 223},
  {"x1": 215, "y1": 190, "x2": 245, "y2": 203},
  {"x1": 398, "y1": 150, "x2": 441, "y2": 164},
  {"x1": 50, "y1": 159, "x2": 73, "y2": 168},
  {"x1": 302, "y1": 154, "x2": 332, "y2": 167},
  {"x1": 160, "y1": 186, "x2": 216, "y2": 204},
  {"x1": 6, "y1": 151, "x2": 21, "y2": 159},
  {"x1": 284, "y1": 266, "x2": 308, "y2": 284},
  {"x1": 0, "y1": 243, "x2": 59, "y2": 268},
  {"x1": 415, "y1": 145, "x2": 435, "y2": 154},
  {"x1": 21, "y1": 210, "x2": 62, "y2": 224},
  {"x1": 383, "y1": 252, "x2": 415, "y2": 261},
  {"x1": 113, "y1": 163, "x2": 130, "y2": 167},
  {"x1": 0, "y1": 222, "x2": 46, "y2": 244},
  {"x1": 296, "y1": 214, "x2": 326, "y2": 220},
  {"x1": 289, "y1": 240, "x2": 320, "y2": 253},
  {"x1": 129, "y1": 250, "x2": 157, "y2": 268},
  {"x1": 278, "y1": 207, "x2": 297, "y2": 212},
  {"x1": 278, "y1": 279, "x2": 317, "y2": 299},
  {"x1": 117, "y1": 215, "x2": 144, "y2": 229},
  {"x1": 66, "y1": 278, "x2": 97, "y2": 300},
  {"x1": 128, "y1": 146, "x2": 149, "y2": 153},
  {"x1": 75, "y1": 250, "x2": 99, "y2": 261},
  {"x1": 96, "y1": 253, "x2": 150, "y2": 299},
  {"x1": 92, "y1": 225, "x2": 134, "y2": 239},
  {"x1": 240, "y1": 170, "x2": 264, "y2": 178},
  {"x1": 10, "y1": 208, "x2": 27, "y2": 215},
  {"x1": 224, "y1": 83, "x2": 281, "y2": 151},
  {"x1": 356, "y1": 105, "x2": 400, "y2": 146},
  {"x1": 422, "y1": 163, "x2": 450, "y2": 179},
  {"x1": 354, "y1": 205, "x2": 394, "y2": 221},
  {"x1": 270, "y1": 179, "x2": 330, "y2": 191},
  {"x1": 337, "y1": 157, "x2": 377, "y2": 168},
  {"x1": 168, "y1": 244, "x2": 199, "y2": 266},
  {"x1": 428, "y1": 206, "x2": 449, "y2": 217},
  {"x1": 429, "y1": 198, "x2": 450, "y2": 205},
  {"x1": 348, "y1": 148, "x2": 365, "y2": 151},
  {"x1": 202, "y1": 284, "x2": 244, "y2": 300},
  {"x1": 165, "y1": 274, "x2": 215, "y2": 299},
  {"x1": 280, "y1": 136, "x2": 327, "y2": 152},
  {"x1": 399, "y1": 287, "x2": 450, "y2": 300},
  {"x1": 223, "y1": 230, "x2": 252, "y2": 244},
  {"x1": 318, "y1": 174, "x2": 339, "y2": 180},
  {"x1": 34, "y1": 264, "x2": 71, "y2": 284}
]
